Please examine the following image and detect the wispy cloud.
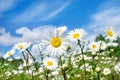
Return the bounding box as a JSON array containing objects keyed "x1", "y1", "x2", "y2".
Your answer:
[
  {"x1": 38, "y1": 1, "x2": 71, "y2": 22},
  {"x1": 0, "y1": 0, "x2": 15, "y2": 12},
  {"x1": 12, "y1": 0, "x2": 71, "y2": 24}
]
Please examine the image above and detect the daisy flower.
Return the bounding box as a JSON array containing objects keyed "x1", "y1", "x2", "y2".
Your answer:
[
  {"x1": 42, "y1": 29, "x2": 68, "y2": 56},
  {"x1": 88, "y1": 42, "x2": 99, "y2": 51},
  {"x1": 43, "y1": 57, "x2": 58, "y2": 70},
  {"x1": 67, "y1": 28, "x2": 87, "y2": 42},
  {"x1": 106, "y1": 26, "x2": 117, "y2": 40},
  {"x1": 98, "y1": 41, "x2": 107, "y2": 50},
  {"x1": 14, "y1": 42, "x2": 31, "y2": 52},
  {"x1": 3, "y1": 49, "x2": 15, "y2": 59},
  {"x1": 103, "y1": 68, "x2": 111, "y2": 75}
]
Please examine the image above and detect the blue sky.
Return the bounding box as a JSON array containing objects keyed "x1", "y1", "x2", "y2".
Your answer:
[
  {"x1": 0, "y1": 0, "x2": 103, "y2": 31},
  {"x1": 0, "y1": 0, "x2": 120, "y2": 56}
]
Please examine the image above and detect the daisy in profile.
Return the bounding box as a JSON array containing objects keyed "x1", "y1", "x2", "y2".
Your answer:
[
  {"x1": 98, "y1": 41, "x2": 107, "y2": 50},
  {"x1": 42, "y1": 28, "x2": 68, "y2": 56},
  {"x1": 14, "y1": 42, "x2": 31, "y2": 52},
  {"x1": 88, "y1": 42, "x2": 99, "y2": 51},
  {"x1": 67, "y1": 28, "x2": 87, "y2": 42},
  {"x1": 3, "y1": 49, "x2": 15, "y2": 59},
  {"x1": 103, "y1": 68, "x2": 111, "y2": 75},
  {"x1": 57, "y1": 26, "x2": 67, "y2": 36},
  {"x1": 43, "y1": 57, "x2": 58, "y2": 70},
  {"x1": 106, "y1": 26, "x2": 117, "y2": 40}
]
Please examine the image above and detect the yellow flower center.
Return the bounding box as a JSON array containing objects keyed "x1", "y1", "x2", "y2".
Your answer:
[
  {"x1": 92, "y1": 45, "x2": 97, "y2": 49},
  {"x1": 73, "y1": 33, "x2": 80, "y2": 39},
  {"x1": 47, "y1": 61, "x2": 53, "y2": 66},
  {"x1": 51, "y1": 37, "x2": 62, "y2": 48},
  {"x1": 107, "y1": 30, "x2": 113, "y2": 37},
  {"x1": 17, "y1": 44, "x2": 23, "y2": 49}
]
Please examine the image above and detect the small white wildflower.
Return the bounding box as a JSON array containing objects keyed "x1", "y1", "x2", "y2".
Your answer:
[{"x1": 103, "y1": 68, "x2": 111, "y2": 75}]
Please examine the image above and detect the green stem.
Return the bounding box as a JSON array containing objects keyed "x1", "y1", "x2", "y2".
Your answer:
[
  {"x1": 11, "y1": 55, "x2": 15, "y2": 60},
  {"x1": 22, "y1": 51, "x2": 26, "y2": 61},
  {"x1": 97, "y1": 72, "x2": 100, "y2": 80},
  {"x1": 22, "y1": 52, "x2": 29, "y2": 70},
  {"x1": 59, "y1": 56, "x2": 67, "y2": 80},
  {"x1": 63, "y1": 70, "x2": 67, "y2": 80},
  {"x1": 38, "y1": 46, "x2": 43, "y2": 61},
  {"x1": 92, "y1": 55, "x2": 96, "y2": 71},
  {"x1": 68, "y1": 54, "x2": 72, "y2": 69},
  {"x1": 26, "y1": 49, "x2": 38, "y2": 71},
  {"x1": 60, "y1": 56, "x2": 62, "y2": 66},
  {"x1": 45, "y1": 70, "x2": 49, "y2": 80},
  {"x1": 26, "y1": 49, "x2": 35, "y2": 61},
  {"x1": 77, "y1": 39, "x2": 86, "y2": 80}
]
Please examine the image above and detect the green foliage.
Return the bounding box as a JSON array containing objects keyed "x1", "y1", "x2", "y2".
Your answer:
[
  {"x1": 95, "y1": 34, "x2": 106, "y2": 42},
  {"x1": 114, "y1": 37, "x2": 120, "y2": 59}
]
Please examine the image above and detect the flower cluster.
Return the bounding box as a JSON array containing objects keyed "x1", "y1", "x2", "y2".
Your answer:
[{"x1": 0, "y1": 26, "x2": 120, "y2": 80}]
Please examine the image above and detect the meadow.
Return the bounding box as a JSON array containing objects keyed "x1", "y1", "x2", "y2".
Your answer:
[{"x1": 0, "y1": 26, "x2": 120, "y2": 80}]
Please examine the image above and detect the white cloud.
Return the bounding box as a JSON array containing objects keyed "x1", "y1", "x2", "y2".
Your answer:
[
  {"x1": 12, "y1": 0, "x2": 71, "y2": 23},
  {"x1": 85, "y1": 7, "x2": 120, "y2": 41},
  {"x1": 92, "y1": 8, "x2": 120, "y2": 27},
  {"x1": 0, "y1": 30, "x2": 18, "y2": 45},
  {"x1": 0, "y1": 25, "x2": 56, "y2": 46}
]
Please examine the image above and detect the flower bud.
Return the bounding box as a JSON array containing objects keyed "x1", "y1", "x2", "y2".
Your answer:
[
  {"x1": 92, "y1": 51, "x2": 96, "y2": 55},
  {"x1": 62, "y1": 64, "x2": 69, "y2": 70},
  {"x1": 95, "y1": 66, "x2": 101, "y2": 72},
  {"x1": 110, "y1": 49, "x2": 114, "y2": 52}
]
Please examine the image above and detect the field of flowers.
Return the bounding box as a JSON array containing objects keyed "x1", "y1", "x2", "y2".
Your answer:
[{"x1": 0, "y1": 26, "x2": 120, "y2": 80}]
